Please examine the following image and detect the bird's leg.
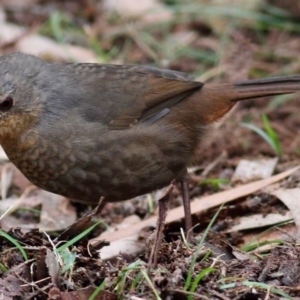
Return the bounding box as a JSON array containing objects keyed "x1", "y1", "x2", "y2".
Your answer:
[
  {"x1": 148, "y1": 183, "x2": 174, "y2": 268},
  {"x1": 93, "y1": 196, "x2": 107, "y2": 215},
  {"x1": 179, "y1": 171, "x2": 192, "y2": 242}
]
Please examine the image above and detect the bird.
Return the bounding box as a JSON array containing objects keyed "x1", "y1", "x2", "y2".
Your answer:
[{"x1": 0, "y1": 52, "x2": 299, "y2": 265}]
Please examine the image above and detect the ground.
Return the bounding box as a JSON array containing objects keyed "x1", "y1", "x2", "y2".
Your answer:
[{"x1": 0, "y1": 0, "x2": 300, "y2": 299}]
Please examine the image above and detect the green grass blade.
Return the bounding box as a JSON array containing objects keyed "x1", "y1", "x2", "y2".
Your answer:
[
  {"x1": 141, "y1": 269, "x2": 162, "y2": 300},
  {"x1": 240, "y1": 122, "x2": 280, "y2": 156},
  {"x1": 220, "y1": 280, "x2": 293, "y2": 299},
  {"x1": 189, "y1": 267, "x2": 216, "y2": 294},
  {"x1": 0, "y1": 230, "x2": 28, "y2": 261},
  {"x1": 241, "y1": 239, "x2": 284, "y2": 252},
  {"x1": 56, "y1": 221, "x2": 102, "y2": 253},
  {"x1": 88, "y1": 280, "x2": 106, "y2": 300},
  {"x1": 261, "y1": 114, "x2": 281, "y2": 156},
  {"x1": 184, "y1": 204, "x2": 224, "y2": 290}
]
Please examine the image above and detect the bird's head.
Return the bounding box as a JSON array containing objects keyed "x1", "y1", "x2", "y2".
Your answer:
[{"x1": 0, "y1": 53, "x2": 43, "y2": 144}]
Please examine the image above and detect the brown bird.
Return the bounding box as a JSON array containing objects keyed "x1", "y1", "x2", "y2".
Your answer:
[{"x1": 0, "y1": 52, "x2": 299, "y2": 264}]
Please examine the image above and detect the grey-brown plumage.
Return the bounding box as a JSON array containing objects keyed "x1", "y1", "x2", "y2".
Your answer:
[{"x1": 0, "y1": 52, "x2": 299, "y2": 204}]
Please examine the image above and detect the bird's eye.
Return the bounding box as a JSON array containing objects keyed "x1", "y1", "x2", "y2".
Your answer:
[{"x1": 0, "y1": 96, "x2": 13, "y2": 111}]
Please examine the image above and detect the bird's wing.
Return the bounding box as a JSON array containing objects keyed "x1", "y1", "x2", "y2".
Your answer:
[{"x1": 69, "y1": 64, "x2": 202, "y2": 129}]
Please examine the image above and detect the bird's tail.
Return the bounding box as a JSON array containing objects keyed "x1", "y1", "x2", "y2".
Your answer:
[
  {"x1": 194, "y1": 75, "x2": 300, "y2": 124},
  {"x1": 227, "y1": 75, "x2": 300, "y2": 101}
]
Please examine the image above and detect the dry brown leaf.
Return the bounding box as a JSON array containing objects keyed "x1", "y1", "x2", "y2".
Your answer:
[
  {"x1": 99, "y1": 215, "x2": 144, "y2": 260},
  {"x1": 0, "y1": 215, "x2": 27, "y2": 232},
  {"x1": 226, "y1": 212, "x2": 293, "y2": 233},
  {"x1": 272, "y1": 188, "x2": 300, "y2": 236},
  {"x1": 1, "y1": 190, "x2": 76, "y2": 232},
  {"x1": 0, "y1": 146, "x2": 8, "y2": 160},
  {"x1": 240, "y1": 224, "x2": 297, "y2": 249},
  {"x1": 39, "y1": 192, "x2": 76, "y2": 231},
  {"x1": 0, "y1": 163, "x2": 31, "y2": 201},
  {"x1": 0, "y1": 23, "x2": 26, "y2": 46},
  {"x1": 16, "y1": 34, "x2": 98, "y2": 63},
  {"x1": 0, "y1": 19, "x2": 98, "y2": 63},
  {"x1": 0, "y1": 275, "x2": 22, "y2": 299},
  {"x1": 1, "y1": 162, "x2": 14, "y2": 200},
  {"x1": 46, "y1": 248, "x2": 60, "y2": 288},
  {"x1": 232, "y1": 158, "x2": 278, "y2": 183},
  {"x1": 0, "y1": 191, "x2": 42, "y2": 215}
]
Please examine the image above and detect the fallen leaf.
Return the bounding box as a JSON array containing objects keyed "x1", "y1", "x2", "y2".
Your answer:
[
  {"x1": 0, "y1": 275, "x2": 22, "y2": 298},
  {"x1": 227, "y1": 212, "x2": 293, "y2": 232},
  {"x1": 0, "y1": 146, "x2": 8, "y2": 160},
  {"x1": 46, "y1": 249, "x2": 60, "y2": 288},
  {"x1": 1, "y1": 163, "x2": 14, "y2": 200},
  {"x1": 232, "y1": 157, "x2": 278, "y2": 183},
  {"x1": 17, "y1": 34, "x2": 99, "y2": 63},
  {"x1": 39, "y1": 192, "x2": 76, "y2": 231},
  {"x1": 99, "y1": 215, "x2": 144, "y2": 260},
  {"x1": 0, "y1": 23, "x2": 26, "y2": 46},
  {"x1": 240, "y1": 223, "x2": 297, "y2": 249},
  {"x1": 272, "y1": 188, "x2": 300, "y2": 236}
]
